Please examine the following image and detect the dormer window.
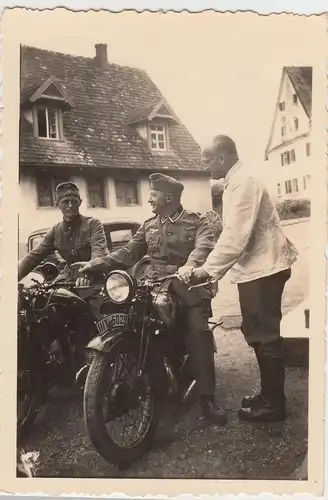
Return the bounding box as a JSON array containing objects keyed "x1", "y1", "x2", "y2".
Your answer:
[
  {"x1": 21, "y1": 75, "x2": 74, "y2": 141},
  {"x1": 128, "y1": 98, "x2": 178, "y2": 153},
  {"x1": 36, "y1": 106, "x2": 60, "y2": 139},
  {"x1": 149, "y1": 123, "x2": 167, "y2": 151}
]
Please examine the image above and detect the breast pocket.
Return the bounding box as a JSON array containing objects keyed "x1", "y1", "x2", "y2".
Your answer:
[
  {"x1": 146, "y1": 232, "x2": 162, "y2": 252},
  {"x1": 179, "y1": 227, "x2": 196, "y2": 247}
]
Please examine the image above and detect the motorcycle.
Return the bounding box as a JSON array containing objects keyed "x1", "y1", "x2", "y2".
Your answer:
[
  {"x1": 17, "y1": 268, "x2": 102, "y2": 438},
  {"x1": 82, "y1": 270, "x2": 221, "y2": 467}
]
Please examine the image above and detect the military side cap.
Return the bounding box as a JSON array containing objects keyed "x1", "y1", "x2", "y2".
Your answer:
[
  {"x1": 149, "y1": 173, "x2": 184, "y2": 197},
  {"x1": 55, "y1": 182, "x2": 81, "y2": 202}
]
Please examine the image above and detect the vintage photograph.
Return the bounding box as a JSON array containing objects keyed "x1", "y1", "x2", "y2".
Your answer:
[{"x1": 0, "y1": 7, "x2": 326, "y2": 497}]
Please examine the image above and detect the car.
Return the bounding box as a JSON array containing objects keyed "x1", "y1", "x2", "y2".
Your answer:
[{"x1": 24, "y1": 219, "x2": 150, "y2": 280}]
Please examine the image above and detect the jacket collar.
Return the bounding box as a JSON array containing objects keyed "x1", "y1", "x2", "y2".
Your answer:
[
  {"x1": 160, "y1": 205, "x2": 184, "y2": 224},
  {"x1": 224, "y1": 160, "x2": 242, "y2": 188},
  {"x1": 62, "y1": 214, "x2": 82, "y2": 230}
]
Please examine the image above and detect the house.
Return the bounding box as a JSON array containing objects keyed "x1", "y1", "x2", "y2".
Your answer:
[
  {"x1": 264, "y1": 66, "x2": 312, "y2": 201},
  {"x1": 19, "y1": 44, "x2": 212, "y2": 255}
]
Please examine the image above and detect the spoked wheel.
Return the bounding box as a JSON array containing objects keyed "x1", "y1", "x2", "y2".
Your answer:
[
  {"x1": 17, "y1": 371, "x2": 40, "y2": 439},
  {"x1": 83, "y1": 337, "x2": 160, "y2": 466}
]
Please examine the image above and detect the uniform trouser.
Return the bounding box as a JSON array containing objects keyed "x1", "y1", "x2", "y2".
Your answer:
[
  {"x1": 237, "y1": 268, "x2": 291, "y2": 357},
  {"x1": 183, "y1": 300, "x2": 216, "y2": 397}
]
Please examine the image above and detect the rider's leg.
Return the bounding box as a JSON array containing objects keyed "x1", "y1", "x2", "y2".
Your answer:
[{"x1": 185, "y1": 300, "x2": 227, "y2": 426}]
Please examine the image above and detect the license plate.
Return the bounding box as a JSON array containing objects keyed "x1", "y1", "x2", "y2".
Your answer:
[{"x1": 96, "y1": 313, "x2": 129, "y2": 335}]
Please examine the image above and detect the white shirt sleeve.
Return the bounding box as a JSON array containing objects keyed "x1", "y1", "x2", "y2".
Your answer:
[{"x1": 202, "y1": 176, "x2": 263, "y2": 280}]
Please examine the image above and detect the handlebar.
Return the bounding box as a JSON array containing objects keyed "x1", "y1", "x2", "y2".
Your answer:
[{"x1": 146, "y1": 272, "x2": 216, "y2": 291}]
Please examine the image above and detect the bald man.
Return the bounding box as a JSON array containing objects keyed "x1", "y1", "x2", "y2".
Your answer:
[{"x1": 180, "y1": 135, "x2": 298, "y2": 423}]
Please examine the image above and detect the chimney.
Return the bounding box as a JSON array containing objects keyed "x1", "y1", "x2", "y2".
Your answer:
[{"x1": 95, "y1": 43, "x2": 108, "y2": 69}]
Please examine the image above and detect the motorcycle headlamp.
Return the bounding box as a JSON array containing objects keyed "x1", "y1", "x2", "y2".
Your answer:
[{"x1": 105, "y1": 270, "x2": 135, "y2": 304}]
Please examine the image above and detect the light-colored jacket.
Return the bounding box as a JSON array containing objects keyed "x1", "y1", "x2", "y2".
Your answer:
[{"x1": 202, "y1": 161, "x2": 298, "y2": 284}]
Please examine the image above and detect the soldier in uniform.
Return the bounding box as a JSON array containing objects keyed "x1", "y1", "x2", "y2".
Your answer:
[
  {"x1": 18, "y1": 182, "x2": 110, "y2": 284},
  {"x1": 73, "y1": 172, "x2": 227, "y2": 426}
]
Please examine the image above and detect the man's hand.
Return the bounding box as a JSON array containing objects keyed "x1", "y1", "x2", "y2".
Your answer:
[
  {"x1": 178, "y1": 265, "x2": 195, "y2": 284},
  {"x1": 70, "y1": 261, "x2": 92, "y2": 274},
  {"x1": 71, "y1": 262, "x2": 93, "y2": 287},
  {"x1": 75, "y1": 276, "x2": 92, "y2": 287},
  {"x1": 191, "y1": 266, "x2": 211, "y2": 283}
]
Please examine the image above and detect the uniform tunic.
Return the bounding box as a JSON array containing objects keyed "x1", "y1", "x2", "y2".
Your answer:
[
  {"x1": 111, "y1": 206, "x2": 215, "y2": 284},
  {"x1": 18, "y1": 214, "x2": 109, "y2": 281},
  {"x1": 108, "y1": 205, "x2": 217, "y2": 395}
]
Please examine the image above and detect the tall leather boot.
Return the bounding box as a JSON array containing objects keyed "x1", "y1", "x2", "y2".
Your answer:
[
  {"x1": 241, "y1": 344, "x2": 264, "y2": 408},
  {"x1": 238, "y1": 355, "x2": 286, "y2": 422}
]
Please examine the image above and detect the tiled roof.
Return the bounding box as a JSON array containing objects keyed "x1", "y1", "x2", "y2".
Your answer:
[
  {"x1": 20, "y1": 45, "x2": 205, "y2": 173},
  {"x1": 285, "y1": 66, "x2": 312, "y2": 118}
]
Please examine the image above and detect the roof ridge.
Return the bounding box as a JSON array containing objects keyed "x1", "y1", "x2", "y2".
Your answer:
[{"x1": 20, "y1": 44, "x2": 147, "y2": 74}]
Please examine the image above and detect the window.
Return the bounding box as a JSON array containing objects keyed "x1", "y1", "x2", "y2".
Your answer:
[
  {"x1": 280, "y1": 153, "x2": 285, "y2": 167},
  {"x1": 303, "y1": 176, "x2": 307, "y2": 190},
  {"x1": 306, "y1": 142, "x2": 311, "y2": 156},
  {"x1": 281, "y1": 151, "x2": 290, "y2": 166},
  {"x1": 277, "y1": 183, "x2": 282, "y2": 197},
  {"x1": 115, "y1": 180, "x2": 139, "y2": 206},
  {"x1": 278, "y1": 101, "x2": 285, "y2": 111},
  {"x1": 294, "y1": 118, "x2": 299, "y2": 131},
  {"x1": 285, "y1": 178, "x2": 299, "y2": 195},
  {"x1": 293, "y1": 94, "x2": 298, "y2": 104},
  {"x1": 285, "y1": 180, "x2": 292, "y2": 194},
  {"x1": 281, "y1": 149, "x2": 296, "y2": 166},
  {"x1": 281, "y1": 126, "x2": 285, "y2": 137},
  {"x1": 30, "y1": 234, "x2": 44, "y2": 250},
  {"x1": 36, "y1": 174, "x2": 70, "y2": 207},
  {"x1": 110, "y1": 229, "x2": 133, "y2": 250},
  {"x1": 149, "y1": 123, "x2": 167, "y2": 151},
  {"x1": 303, "y1": 174, "x2": 311, "y2": 190},
  {"x1": 290, "y1": 149, "x2": 296, "y2": 162},
  {"x1": 35, "y1": 107, "x2": 60, "y2": 139},
  {"x1": 292, "y1": 178, "x2": 299, "y2": 192},
  {"x1": 87, "y1": 177, "x2": 106, "y2": 208}
]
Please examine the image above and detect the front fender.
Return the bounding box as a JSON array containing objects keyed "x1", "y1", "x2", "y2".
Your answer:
[
  {"x1": 86, "y1": 329, "x2": 168, "y2": 395},
  {"x1": 86, "y1": 330, "x2": 128, "y2": 355}
]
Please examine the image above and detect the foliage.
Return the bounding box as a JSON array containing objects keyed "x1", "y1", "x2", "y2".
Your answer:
[
  {"x1": 276, "y1": 198, "x2": 311, "y2": 220},
  {"x1": 203, "y1": 210, "x2": 223, "y2": 240}
]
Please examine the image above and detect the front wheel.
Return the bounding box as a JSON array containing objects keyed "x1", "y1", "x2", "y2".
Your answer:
[{"x1": 83, "y1": 337, "x2": 161, "y2": 467}]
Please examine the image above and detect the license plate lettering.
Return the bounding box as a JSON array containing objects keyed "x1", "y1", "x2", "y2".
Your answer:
[{"x1": 96, "y1": 313, "x2": 128, "y2": 335}]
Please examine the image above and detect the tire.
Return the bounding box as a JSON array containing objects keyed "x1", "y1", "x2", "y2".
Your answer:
[{"x1": 83, "y1": 337, "x2": 160, "y2": 466}]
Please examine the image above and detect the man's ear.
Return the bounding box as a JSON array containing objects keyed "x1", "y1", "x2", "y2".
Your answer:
[
  {"x1": 78, "y1": 198, "x2": 82, "y2": 207},
  {"x1": 219, "y1": 154, "x2": 224, "y2": 165},
  {"x1": 165, "y1": 193, "x2": 173, "y2": 204}
]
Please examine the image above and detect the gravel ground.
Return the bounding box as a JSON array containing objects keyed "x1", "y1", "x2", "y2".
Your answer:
[
  {"x1": 20, "y1": 328, "x2": 308, "y2": 480},
  {"x1": 19, "y1": 220, "x2": 309, "y2": 479}
]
